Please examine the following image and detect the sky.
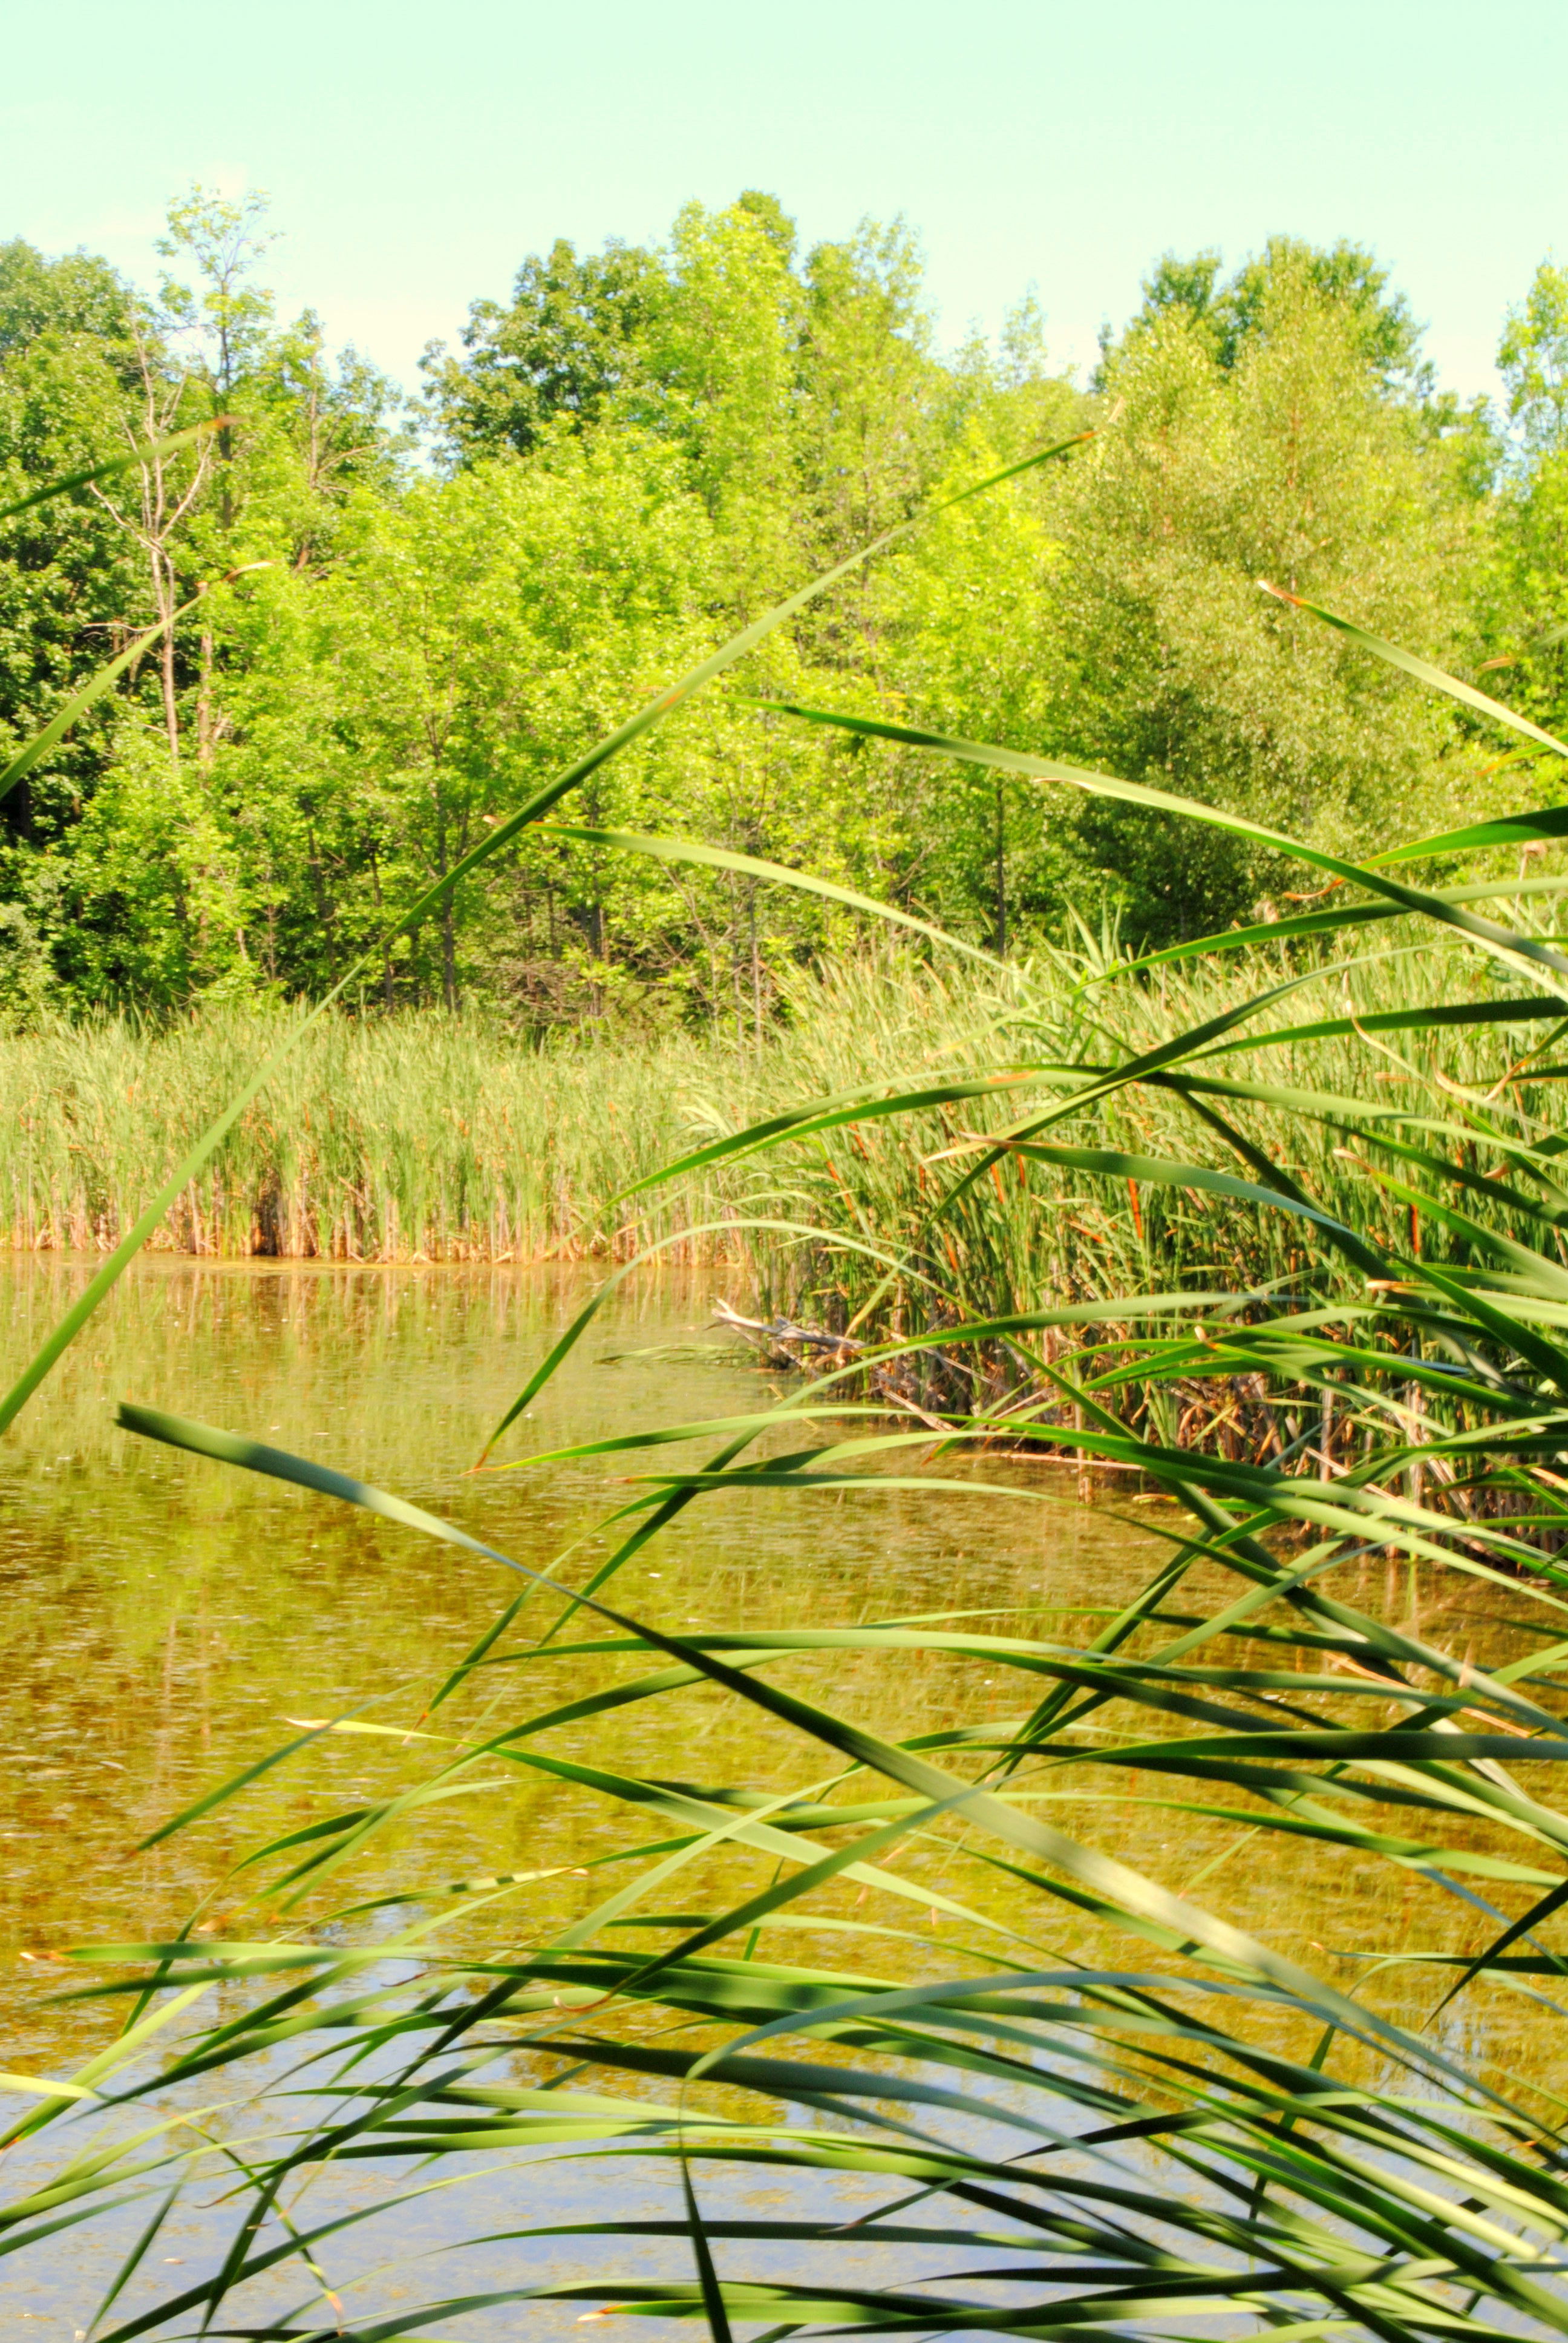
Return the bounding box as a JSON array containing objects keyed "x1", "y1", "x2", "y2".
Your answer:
[{"x1": 5, "y1": 0, "x2": 1565, "y2": 409}]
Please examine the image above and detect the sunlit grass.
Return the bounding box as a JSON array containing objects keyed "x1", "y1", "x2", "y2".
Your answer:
[{"x1": 0, "y1": 1011, "x2": 742, "y2": 1260}]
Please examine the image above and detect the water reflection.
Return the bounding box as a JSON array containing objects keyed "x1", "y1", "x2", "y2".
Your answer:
[{"x1": 0, "y1": 1254, "x2": 1155, "y2": 2069}]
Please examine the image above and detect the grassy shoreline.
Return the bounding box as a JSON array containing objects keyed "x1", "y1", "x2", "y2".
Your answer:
[
  {"x1": 2, "y1": 941, "x2": 1558, "y2": 1292},
  {"x1": 0, "y1": 1011, "x2": 754, "y2": 1262}
]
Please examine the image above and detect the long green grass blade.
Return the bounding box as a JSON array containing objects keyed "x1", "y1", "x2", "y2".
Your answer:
[
  {"x1": 0, "y1": 416, "x2": 232, "y2": 526},
  {"x1": 754, "y1": 699, "x2": 1568, "y2": 989},
  {"x1": 1259, "y1": 577, "x2": 1568, "y2": 759},
  {"x1": 540, "y1": 825, "x2": 1003, "y2": 967}
]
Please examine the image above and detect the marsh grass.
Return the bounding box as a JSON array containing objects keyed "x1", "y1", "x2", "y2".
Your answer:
[
  {"x1": 727, "y1": 927, "x2": 1568, "y2": 1468},
  {"x1": 0, "y1": 1012, "x2": 750, "y2": 1260},
  {"x1": 6, "y1": 916, "x2": 1563, "y2": 1291}
]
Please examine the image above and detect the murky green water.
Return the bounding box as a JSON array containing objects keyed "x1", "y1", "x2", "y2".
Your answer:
[
  {"x1": 0, "y1": 1255, "x2": 1178, "y2": 2332},
  {"x1": 0, "y1": 1255, "x2": 1556, "y2": 2050}
]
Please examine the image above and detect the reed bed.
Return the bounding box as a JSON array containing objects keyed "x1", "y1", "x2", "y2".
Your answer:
[
  {"x1": 0, "y1": 1012, "x2": 747, "y2": 1260},
  {"x1": 5, "y1": 924, "x2": 1557, "y2": 1291},
  {"x1": 7, "y1": 927, "x2": 1564, "y2": 1487},
  {"x1": 728, "y1": 934, "x2": 1568, "y2": 1471},
  {"x1": 760, "y1": 934, "x2": 1567, "y2": 1311}
]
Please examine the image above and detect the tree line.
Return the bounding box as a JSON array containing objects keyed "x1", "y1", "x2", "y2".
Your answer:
[{"x1": 2, "y1": 184, "x2": 1564, "y2": 1025}]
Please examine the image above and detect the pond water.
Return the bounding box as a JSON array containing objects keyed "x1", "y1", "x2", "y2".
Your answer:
[
  {"x1": 0, "y1": 1254, "x2": 1558, "y2": 2335},
  {"x1": 0, "y1": 1252, "x2": 1171, "y2": 2063}
]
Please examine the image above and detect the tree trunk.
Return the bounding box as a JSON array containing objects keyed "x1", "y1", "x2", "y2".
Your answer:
[
  {"x1": 158, "y1": 554, "x2": 180, "y2": 767},
  {"x1": 307, "y1": 828, "x2": 335, "y2": 978},
  {"x1": 196, "y1": 628, "x2": 215, "y2": 771},
  {"x1": 750, "y1": 882, "x2": 763, "y2": 1050},
  {"x1": 368, "y1": 850, "x2": 394, "y2": 1009},
  {"x1": 442, "y1": 899, "x2": 458, "y2": 1013}
]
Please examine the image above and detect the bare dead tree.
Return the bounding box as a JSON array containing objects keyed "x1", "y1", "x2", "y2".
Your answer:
[{"x1": 91, "y1": 315, "x2": 214, "y2": 766}]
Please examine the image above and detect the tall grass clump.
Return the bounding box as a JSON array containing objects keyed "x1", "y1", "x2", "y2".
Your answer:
[
  {"x1": 0, "y1": 1011, "x2": 754, "y2": 1261},
  {"x1": 18, "y1": 438, "x2": 1568, "y2": 2341},
  {"x1": 716, "y1": 915, "x2": 1568, "y2": 1463}
]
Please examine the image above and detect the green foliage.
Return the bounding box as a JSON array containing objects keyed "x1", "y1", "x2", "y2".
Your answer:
[
  {"x1": 1044, "y1": 269, "x2": 1483, "y2": 931},
  {"x1": 157, "y1": 181, "x2": 278, "y2": 406},
  {"x1": 1122, "y1": 232, "x2": 1429, "y2": 395},
  {"x1": 0, "y1": 244, "x2": 145, "y2": 837},
  {"x1": 1500, "y1": 260, "x2": 1568, "y2": 459},
  {"x1": 323, "y1": 434, "x2": 721, "y2": 1006},
  {"x1": 0, "y1": 236, "x2": 137, "y2": 363},
  {"x1": 423, "y1": 231, "x2": 667, "y2": 459},
  {"x1": 864, "y1": 420, "x2": 1080, "y2": 943},
  {"x1": 1485, "y1": 264, "x2": 1568, "y2": 744},
  {"x1": 11, "y1": 193, "x2": 1568, "y2": 1014},
  {"x1": 422, "y1": 195, "x2": 951, "y2": 569}
]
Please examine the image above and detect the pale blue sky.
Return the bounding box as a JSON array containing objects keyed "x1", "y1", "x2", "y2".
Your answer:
[{"x1": 6, "y1": 0, "x2": 1564, "y2": 407}]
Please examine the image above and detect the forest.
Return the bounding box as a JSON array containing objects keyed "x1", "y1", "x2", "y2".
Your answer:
[{"x1": 4, "y1": 183, "x2": 1566, "y2": 1029}]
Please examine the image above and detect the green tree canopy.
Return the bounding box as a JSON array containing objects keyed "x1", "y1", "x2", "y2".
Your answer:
[
  {"x1": 1117, "y1": 234, "x2": 1430, "y2": 398},
  {"x1": 0, "y1": 194, "x2": 1540, "y2": 1014}
]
